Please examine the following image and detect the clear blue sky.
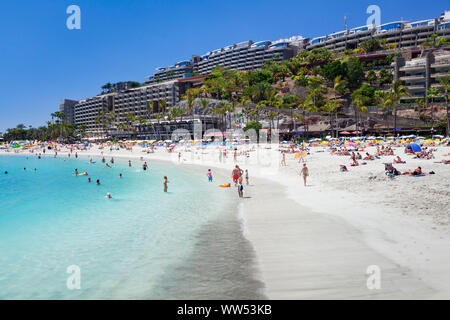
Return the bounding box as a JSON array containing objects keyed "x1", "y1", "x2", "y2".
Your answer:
[{"x1": 0, "y1": 0, "x2": 447, "y2": 132}]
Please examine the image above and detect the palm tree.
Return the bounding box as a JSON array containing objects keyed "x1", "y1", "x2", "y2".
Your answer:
[
  {"x1": 159, "y1": 98, "x2": 168, "y2": 115},
  {"x1": 200, "y1": 98, "x2": 210, "y2": 130},
  {"x1": 427, "y1": 87, "x2": 441, "y2": 129},
  {"x1": 392, "y1": 81, "x2": 410, "y2": 135},
  {"x1": 332, "y1": 75, "x2": 348, "y2": 137},
  {"x1": 322, "y1": 100, "x2": 340, "y2": 136},
  {"x1": 125, "y1": 113, "x2": 137, "y2": 137},
  {"x1": 267, "y1": 111, "x2": 277, "y2": 134},
  {"x1": 351, "y1": 88, "x2": 370, "y2": 132},
  {"x1": 376, "y1": 90, "x2": 395, "y2": 132},
  {"x1": 298, "y1": 97, "x2": 316, "y2": 138},
  {"x1": 292, "y1": 111, "x2": 305, "y2": 137},
  {"x1": 95, "y1": 110, "x2": 106, "y2": 137},
  {"x1": 146, "y1": 101, "x2": 153, "y2": 120},
  {"x1": 185, "y1": 94, "x2": 195, "y2": 120},
  {"x1": 437, "y1": 73, "x2": 450, "y2": 136}
]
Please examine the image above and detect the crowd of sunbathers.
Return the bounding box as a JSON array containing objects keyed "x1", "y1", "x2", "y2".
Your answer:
[{"x1": 411, "y1": 149, "x2": 435, "y2": 160}]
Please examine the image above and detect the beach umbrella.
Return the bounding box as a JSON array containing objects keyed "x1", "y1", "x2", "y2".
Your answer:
[
  {"x1": 340, "y1": 131, "x2": 351, "y2": 135},
  {"x1": 406, "y1": 143, "x2": 422, "y2": 153}
]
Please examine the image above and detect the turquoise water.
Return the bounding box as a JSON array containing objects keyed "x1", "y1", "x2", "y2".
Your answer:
[{"x1": 0, "y1": 155, "x2": 254, "y2": 299}]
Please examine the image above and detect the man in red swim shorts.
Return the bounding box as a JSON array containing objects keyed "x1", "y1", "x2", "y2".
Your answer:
[{"x1": 232, "y1": 165, "x2": 242, "y2": 186}]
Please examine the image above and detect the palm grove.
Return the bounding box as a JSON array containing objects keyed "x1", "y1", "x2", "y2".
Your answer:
[{"x1": 3, "y1": 39, "x2": 450, "y2": 141}]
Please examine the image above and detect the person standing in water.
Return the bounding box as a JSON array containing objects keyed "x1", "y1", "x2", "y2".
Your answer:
[
  {"x1": 300, "y1": 163, "x2": 309, "y2": 187},
  {"x1": 74, "y1": 168, "x2": 78, "y2": 176},
  {"x1": 163, "y1": 176, "x2": 168, "y2": 192},
  {"x1": 232, "y1": 165, "x2": 243, "y2": 186},
  {"x1": 128, "y1": 160, "x2": 132, "y2": 167},
  {"x1": 237, "y1": 177, "x2": 244, "y2": 198},
  {"x1": 281, "y1": 152, "x2": 286, "y2": 166},
  {"x1": 207, "y1": 169, "x2": 213, "y2": 182}
]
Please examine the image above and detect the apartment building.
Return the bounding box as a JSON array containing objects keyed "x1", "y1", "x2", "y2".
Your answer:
[
  {"x1": 307, "y1": 11, "x2": 450, "y2": 52},
  {"x1": 394, "y1": 50, "x2": 450, "y2": 100},
  {"x1": 73, "y1": 94, "x2": 115, "y2": 134},
  {"x1": 146, "y1": 58, "x2": 203, "y2": 84},
  {"x1": 195, "y1": 38, "x2": 303, "y2": 75},
  {"x1": 59, "y1": 99, "x2": 78, "y2": 125},
  {"x1": 72, "y1": 77, "x2": 206, "y2": 136},
  {"x1": 113, "y1": 80, "x2": 179, "y2": 123},
  {"x1": 145, "y1": 37, "x2": 307, "y2": 84}
]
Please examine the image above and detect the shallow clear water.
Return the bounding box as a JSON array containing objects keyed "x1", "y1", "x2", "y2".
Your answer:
[{"x1": 0, "y1": 155, "x2": 264, "y2": 299}]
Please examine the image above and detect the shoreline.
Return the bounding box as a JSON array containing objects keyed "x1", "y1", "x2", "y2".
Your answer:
[{"x1": 2, "y1": 144, "x2": 450, "y2": 299}]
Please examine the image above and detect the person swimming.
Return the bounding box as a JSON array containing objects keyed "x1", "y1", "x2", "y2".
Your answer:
[
  {"x1": 96, "y1": 179, "x2": 101, "y2": 185},
  {"x1": 106, "y1": 193, "x2": 112, "y2": 199}
]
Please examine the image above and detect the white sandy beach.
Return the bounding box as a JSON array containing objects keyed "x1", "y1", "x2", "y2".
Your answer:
[{"x1": 2, "y1": 143, "x2": 450, "y2": 299}]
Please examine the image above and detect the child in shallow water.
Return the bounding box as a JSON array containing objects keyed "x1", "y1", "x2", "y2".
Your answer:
[{"x1": 163, "y1": 176, "x2": 168, "y2": 192}]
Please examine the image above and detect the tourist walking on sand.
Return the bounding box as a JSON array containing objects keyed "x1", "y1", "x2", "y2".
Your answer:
[
  {"x1": 245, "y1": 169, "x2": 249, "y2": 186},
  {"x1": 163, "y1": 176, "x2": 169, "y2": 192},
  {"x1": 300, "y1": 163, "x2": 309, "y2": 187},
  {"x1": 281, "y1": 152, "x2": 286, "y2": 166}
]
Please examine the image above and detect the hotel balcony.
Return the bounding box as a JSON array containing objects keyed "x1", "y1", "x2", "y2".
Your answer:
[
  {"x1": 399, "y1": 65, "x2": 426, "y2": 72},
  {"x1": 431, "y1": 72, "x2": 450, "y2": 79},
  {"x1": 406, "y1": 84, "x2": 426, "y2": 91},
  {"x1": 431, "y1": 61, "x2": 450, "y2": 69},
  {"x1": 400, "y1": 75, "x2": 425, "y2": 81}
]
